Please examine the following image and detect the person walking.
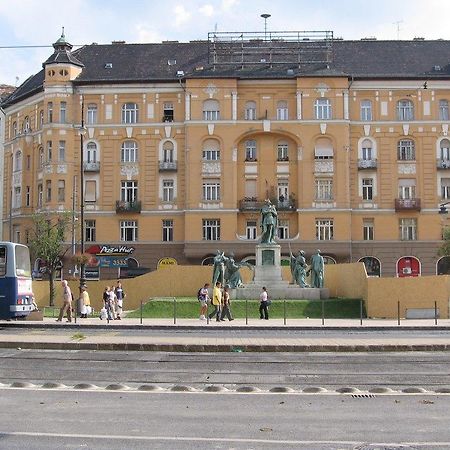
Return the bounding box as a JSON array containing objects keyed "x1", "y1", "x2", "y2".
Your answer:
[
  {"x1": 80, "y1": 284, "x2": 91, "y2": 318},
  {"x1": 57, "y1": 280, "x2": 72, "y2": 322},
  {"x1": 198, "y1": 283, "x2": 210, "y2": 321},
  {"x1": 259, "y1": 286, "x2": 269, "y2": 320},
  {"x1": 220, "y1": 286, "x2": 234, "y2": 321},
  {"x1": 208, "y1": 281, "x2": 222, "y2": 322},
  {"x1": 114, "y1": 280, "x2": 125, "y2": 320},
  {"x1": 103, "y1": 286, "x2": 114, "y2": 321}
]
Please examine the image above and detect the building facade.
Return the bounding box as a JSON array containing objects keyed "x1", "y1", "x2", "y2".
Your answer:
[{"x1": 2, "y1": 31, "x2": 450, "y2": 279}]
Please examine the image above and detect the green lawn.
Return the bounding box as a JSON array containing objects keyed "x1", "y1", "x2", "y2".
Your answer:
[{"x1": 125, "y1": 298, "x2": 365, "y2": 319}]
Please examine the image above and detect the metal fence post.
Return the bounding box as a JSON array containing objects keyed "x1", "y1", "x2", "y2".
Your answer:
[
  {"x1": 321, "y1": 299, "x2": 325, "y2": 326},
  {"x1": 140, "y1": 300, "x2": 143, "y2": 325},
  {"x1": 360, "y1": 299, "x2": 363, "y2": 326},
  {"x1": 245, "y1": 299, "x2": 248, "y2": 325},
  {"x1": 283, "y1": 299, "x2": 287, "y2": 325},
  {"x1": 435, "y1": 301, "x2": 438, "y2": 326},
  {"x1": 397, "y1": 300, "x2": 400, "y2": 326},
  {"x1": 173, "y1": 297, "x2": 177, "y2": 325}
]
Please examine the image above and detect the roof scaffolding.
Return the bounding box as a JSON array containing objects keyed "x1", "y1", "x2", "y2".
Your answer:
[{"x1": 207, "y1": 30, "x2": 334, "y2": 70}]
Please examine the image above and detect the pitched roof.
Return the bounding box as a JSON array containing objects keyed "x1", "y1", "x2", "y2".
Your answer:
[{"x1": 3, "y1": 39, "x2": 450, "y2": 108}]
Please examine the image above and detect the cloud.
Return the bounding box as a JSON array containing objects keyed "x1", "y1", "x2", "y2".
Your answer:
[
  {"x1": 174, "y1": 4, "x2": 192, "y2": 27},
  {"x1": 199, "y1": 4, "x2": 215, "y2": 17},
  {"x1": 135, "y1": 24, "x2": 163, "y2": 43},
  {"x1": 221, "y1": 0, "x2": 239, "y2": 11}
]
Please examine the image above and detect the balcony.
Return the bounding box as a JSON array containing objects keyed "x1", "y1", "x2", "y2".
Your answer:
[
  {"x1": 437, "y1": 159, "x2": 450, "y2": 170},
  {"x1": 238, "y1": 198, "x2": 296, "y2": 212},
  {"x1": 395, "y1": 198, "x2": 421, "y2": 211},
  {"x1": 116, "y1": 200, "x2": 142, "y2": 213},
  {"x1": 83, "y1": 161, "x2": 100, "y2": 172},
  {"x1": 358, "y1": 158, "x2": 378, "y2": 170},
  {"x1": 159, "y1": 161, "x2": 178, "y2": 172}
]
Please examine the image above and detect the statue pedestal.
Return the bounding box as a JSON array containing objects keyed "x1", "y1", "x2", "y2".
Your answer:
[{"x1": 253, "y1": 243, "x2": 284, "y2": 284}]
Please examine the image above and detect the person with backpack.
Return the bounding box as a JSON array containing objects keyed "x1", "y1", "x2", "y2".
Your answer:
[{"x1": 198, "y1": 283, "x2": 210, "y2": 321}]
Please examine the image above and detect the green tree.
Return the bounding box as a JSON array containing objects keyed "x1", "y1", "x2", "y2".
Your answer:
[
  {"x1": 28, "y1": 212, "x2": 73, "y2": 306},
  {"x1": 438, "y1": 226, "x2": 450, "y2": 257}
]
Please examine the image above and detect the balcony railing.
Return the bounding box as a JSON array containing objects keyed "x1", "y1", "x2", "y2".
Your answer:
[
  {"x1": 358, "y1": 158, "x2": 378, "y2": 170},
  {"x1": 437, "y1": 159, "x2": 450, "y2": 169},
  {"x1": 395, "y1": 198, "x2": 421, "y2": 211},
  {"x1": 116, "y1": 200, "x2": 142, "y2": 213},
  {"x1": 83, "y1": 161, "x2": 100, "y2": 172},
  {"x1": 239, "y1": 198, "x2": 296, "y2": 211},
  {"x1": 159, "y1": 161, "x2": 178, "y2": 171}
]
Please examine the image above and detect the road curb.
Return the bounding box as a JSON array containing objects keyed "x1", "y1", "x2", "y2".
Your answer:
[{"x1": 2, "y1": 340, "x2": 450, "y2": 352}]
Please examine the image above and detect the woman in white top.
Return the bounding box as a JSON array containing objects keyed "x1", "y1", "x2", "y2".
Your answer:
[{"x1": 259, "y1": 286, "x2": 269, "y2": 320}]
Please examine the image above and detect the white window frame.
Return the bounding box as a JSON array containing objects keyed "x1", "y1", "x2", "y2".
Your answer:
[
  {"x1": 277, "y1": 141, "x2": 289, "y2": 161},
  {"x1": 120, "y1": 180, "x2": 138, "y2": 203},
  {"x1": 246, "y1": 220, "x2": 257, "y2": 240},
  {"x1": 85, "y1": 220, "x2": 96, "y2": 242},
  {"x1": 314, "y1": 98, "x2": 332, "y2": 120},
  {"x1": 399, "y1": 218, "x2": 417, "y2": 241},
  {"x1": 86, "y1": 104, "x2": 98, "y2": 124},
  {"x1": 120, "y1": 220, "x2": 138, "y2": 242},
  {"x1": 397, "y1": 100, "x2": 414, "y2": 121},
  {"x1": 58, "y1": 140, "x2": 65, "y2": 162},
  {"x1": 398, "y1": 139, "x2": 415, "y2": 161},
  {"x1": 245, "y1": 101, "x2": 256, "y2": 120},
  {"x1": 162, "y1": 219, "x2": 174, "y2": 242},
  {"x1": 57, "y1": 180, "x2": 65, "y2": 202},
  {"x1": 277, "y1": 219, "x2": 289, "y2": 240},
  {"x1": 121, "y1": 103, "x2": 138, "y2": 124},
  {"x1": 202, "y1": 181, "x2": 221, "y2": 201},
  {"x1": 360, "y1": 100, "x2": 372, "y2": 121},
  {"x1": 362, "y1": 178, "x2": 373, "y2": 201},
  {"x1": 202, "y1": 219, "x2": 221, "y2": 241},
  {"x1": 121, "y1": 141, "x2": 138, "y2": 162},
  {"x1": 203, "y1": 100, "x2": 220, "y2": 121},
  {"x1": 276, "y1": 101, "x2": 289, "y2": 120},
  {"x1": 245, "y1": 140, "x2": 257, "y2": 161},
  {"x1": 162, "y1": 180, "x2": 175, "y2": 202},
  {"x1": 60, "y1": 101, "x2": 67, "y2": 123},
  {"x1": 315, "y1": 179, "x2": 333, "y2": 201},
  {"x1": 439, "y1": 100, "x2": 449, "y2": 121},
  {"x1": 86, "y1": 142, "x2": 98, "y2": 163},
  {"x1": 316, "y1": 219, "x2": 334, "y2": 240},
  {"x1": 363, "y1": 220, "x2": 374, "y2": 241}
]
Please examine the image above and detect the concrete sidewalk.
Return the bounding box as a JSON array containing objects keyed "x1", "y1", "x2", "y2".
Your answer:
[{"x1": 0, "y1": 317, "x2": 450, "y2": 352}]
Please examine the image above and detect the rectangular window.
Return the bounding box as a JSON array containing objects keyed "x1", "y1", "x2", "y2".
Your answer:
[
  {"x1": 398, "y1": 140, "x2": 415, "y2": 160},
  {"x1": 87, "y1": 104, "x2": 97, "y2": 124},
  {"x1": 440, "y1": 100, "x2": 449, "y2": 121},
  {"x1": 316, "y1": 219, "x2": 334, "y2": 240},
  {"x1": 277, "y1": 220, "x2": 289, "y2": 239},
  {"x1": 246, "y1": 220, "x2": 257, "y2": 240},
  {"x1": 202, "y1": 148, "x2": 220, "y2": 160},
  {"x1": 46, "y1": 180, "x2": 51, "y2": 202},
  {"x1": 202, "y1": 182, "x2": 220, "y2": 201},
  {"x1": 26, "y1": 155, "x2": 31, "y2": 170},
  {"x1": 37, "y1": 184, "x2": 43, "y2": 207},
  {"x1": 13, "y1": 187, "x2": 21, "y2": 209},
  {"x1": 122, "y1": 103, "x2": 138, "y2": 124},
  {"x1": 315, "y1": 179, "x2": 333, "y2": 201},
  {"x1": 245, "y1": 140, "x2": 257, "y2": 161},
  {"x1": 60, "y1": 101, "x2": 66, "y2": 123},
  {"x1": 245, "y1": 105, "x2": 256, "y2": 120},
  {"x1": 47, "y1": 141, "x2": 52, "y2": 161},
  {"x1": 121, "y1": 180, "x2": 138, "y2": 202},
  {"x1": 363, "y1": 219, "x2": 374, "y2": 240},
  {"x1": 120, "y1": 220, "x2": 138, "y2": 241},
  {"x1": 58, "y1": 141, "x2": 65, "y2": 162},
  {"x1": 398, "y1": 180, "x2": 416, "y2": 199},
  {"x1": 85, "y1": 180, "x2": 97, "y2": 202},
  {"x1": 25, "y1": 186, "x2": 30, "y2": 207},
  {"x1": 162, "y1": 219, "x2": 174, "y2": 242},
  {"x1": 85, "y1": 220, "x2": 96, "y2": 242},
  {"x1": 47, "y1": 102, "x2": 53, "y2": 123},
  {"x1": 57, "y1": 180, "x2": 65, "y2": 202},
  {"x1": 203, "y1": 219, "x2": 220, "y2": 241},
  {"x1": 441, "y1": 178, "x2": 450, "y2": 199},
  {"x1": 360, "y1": 100, "x2": 372, "y2": 121},
  {"x1": 163, "y1": 102, "x2": 174, "y2": 122},
  {"x1": 162, "y1": 180, "x2": 174, "y2": 202},
  {"x1": 399, "y1": 218, "x2": 417, "y2": 241},
  {"x1": 277, "y1": 143, "x2": 289, "y2": 161},
  {"x1": 203, "y1": 110, "x2": 220, "y2": 121},
  {"x1": 314, "y1": 99, "x2": 332, "y2": 120},
  {"x1": 276, "y1": 106, "x2": 289, "y2": 120},
  {"x1": 362, "y1": 178, "x2": 374, "y2": 201}
]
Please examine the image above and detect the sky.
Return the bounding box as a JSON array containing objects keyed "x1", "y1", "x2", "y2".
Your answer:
[{"x1": 0, "y1": 0, "x2": 449, "y2": 86}]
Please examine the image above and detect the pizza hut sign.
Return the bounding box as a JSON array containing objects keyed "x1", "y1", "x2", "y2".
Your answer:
[{"x1": 86, "y1": 245, "x2": 135, "y2": 257}]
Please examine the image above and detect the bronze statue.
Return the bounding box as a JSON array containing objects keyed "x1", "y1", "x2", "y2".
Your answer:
[
  {"x1": 260, "y1": 199, "x2": 278, "y2": 244},
  {"x1": 290, "y1": 250, "x2": 309, "y2": 287},
  {"x1": 310, "y1": 249, "x2": 325, "y2": 288}
]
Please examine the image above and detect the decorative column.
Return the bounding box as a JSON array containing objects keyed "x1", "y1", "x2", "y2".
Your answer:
[
  {"x1": 232, "y1": 91, "x2": 237, "y2": 121},
  {"x1": 296, "y1": 90, "x2": 302, "y2": 120},
  {"x1": 185, "y1": 93, "x2": 191, "y2": 121},
  {"x1": 343, "y1": 91, "x2": 349, "y2": 120}
]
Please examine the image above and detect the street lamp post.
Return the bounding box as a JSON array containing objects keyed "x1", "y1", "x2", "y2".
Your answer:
[{"x1": 78, "y1": 95, "x2": 87, "y2": 292}]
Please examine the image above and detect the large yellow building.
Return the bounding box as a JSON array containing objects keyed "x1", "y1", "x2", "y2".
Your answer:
[{"x1": 2, "y1": 31, "x2": 450, "y2": 279}]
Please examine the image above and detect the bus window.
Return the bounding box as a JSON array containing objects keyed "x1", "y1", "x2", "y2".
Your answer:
[
  {"x1": 15, "y1": 245, "x2": 31, "y2": 277},
  {"x1": 0, "y1": 247, "x2": 6, "y2": 277}
]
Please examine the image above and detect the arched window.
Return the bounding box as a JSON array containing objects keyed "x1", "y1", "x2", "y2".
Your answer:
[
  {"x1": 203, "y1": 100, "x2": 220, "y2": 121},
  {"x1": 162, "y1": 141, "x2": 174, "y2": 163},
  {"x1": 314, "y1": 98, "x2": 332, "y2": 120},
  {"x1": 440, "y1": 138, "x2": 450, "y2": 161},
  {"x1": 38, "y1": 147, "x2": 44, "y2": 168},
  {"x1": 439, "y1": 100, "x2": 449, "y2": 121},
  {"x1": 87, "y1": 104, "x2": 98, "y2": 124},
  {"x1": 276, "y1": 100, "x2": 288, "y2": 120},
  {"x1": 397, "y1": 139, "x2": 415, "y2": 160},
  {"x1": 358, "y1": 256, "x2": 381, "y2": 277},
  {"x1": 202, "y1": 139, "x2": 220, "y2": 160},
  {"x1": 121, "y1": 103, "x2": 138, "y2": 124},
  {"x1": 245, "y1": 139, "x2": 257, "y2": 161},
  {"x1": 277, "y1": 140, "x2": 289, "y2": 161},
  {"x1": 437, "y1": 256, "x2": 450, "y2": 275},
  {"x1": 12, "y1": 121, "x2": 17, "y2": 137},
  {"x1": 86, "y1": 142, "x2": 98, "y2": 163},
  {"x1": 361, "y1": 139, "x2": 374, "y2": 160},
  {"x1": 121, "y1": 141, "x2": 138, "y2": 162},
  {"x1": 23, "y1": 116, "x2": 30, "y2": 132},
  {"x1": 245, "y1": 101, "x2": 257, "y2": 120},
  {"x1": 360, "y1": 100, "x2": 372, "y2": 121},
  {"x1": 397, "y1": 256, "x2": 420, "y2": 277},
  {"x1": 397, "y1": 99, "x2": 414, "y2": 121},
  {"x1": 314, "y1": 137, "x2": 333, "y2": 159},
  {"x1": 39, "y1": 110, "x2": 44, "y2": 128}
]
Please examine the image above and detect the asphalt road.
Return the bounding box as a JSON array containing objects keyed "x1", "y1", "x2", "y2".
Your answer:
[
  {"x1": 0, "y1": 389, "x2": 449, "y2": 449},
  {"x1": 1, "y1": 349, "x2": 450, "y2": 391}
]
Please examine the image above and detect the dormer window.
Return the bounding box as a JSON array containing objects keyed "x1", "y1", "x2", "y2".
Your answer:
[
  {"x1": 59, "y1": 69, "x2": 69, "y2": 76},
  {"x1": 105, "y1": 63, "x2": 113, "y2": 69}
]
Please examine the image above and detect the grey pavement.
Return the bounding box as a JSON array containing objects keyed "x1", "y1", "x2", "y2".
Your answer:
[{"x1": 1, "y1": 317, "x2": 450, "y2": 352}]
